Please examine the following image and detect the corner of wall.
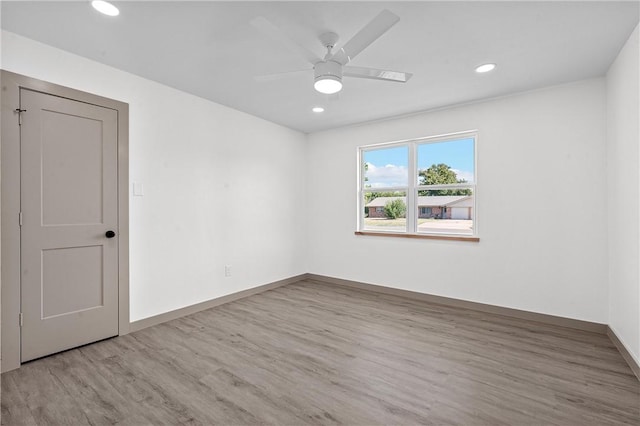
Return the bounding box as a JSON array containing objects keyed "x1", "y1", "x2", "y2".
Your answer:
[
  {"x1": 605, "y1": 22, "x2": 640, "y2": 364},
  {"x1": 301, "y1": 131, "x2": 312, "y2": 274}
]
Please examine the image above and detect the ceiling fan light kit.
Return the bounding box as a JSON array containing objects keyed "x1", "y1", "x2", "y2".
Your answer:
[
  {"x1": 251, "y1": 9, "x2": 412, "y2": 95},
  {"x1": 314, "y1": 76, "x2": 343, "y2": 95},
  {"x1": 314, "y1": 60, "x2": 343, "y2": 94}
]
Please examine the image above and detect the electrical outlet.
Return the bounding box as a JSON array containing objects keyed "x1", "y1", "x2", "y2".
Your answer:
[{"x1": 224, "y1": 265, "x2": 232, "y2": 277}]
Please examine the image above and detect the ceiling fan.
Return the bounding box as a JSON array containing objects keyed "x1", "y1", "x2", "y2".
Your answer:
[{"x1": 251, "y1": 9, "x2": 413, "y2": 95}]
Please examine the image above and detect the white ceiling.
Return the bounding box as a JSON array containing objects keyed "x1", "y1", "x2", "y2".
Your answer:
[{"x1": 2, "y1": 1, "x2": 638, "y2": 133}]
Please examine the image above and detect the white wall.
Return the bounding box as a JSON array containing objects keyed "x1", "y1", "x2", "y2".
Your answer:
[
  {"x1": 1, "y1": 28, "x2": 633, "y2": 339},
  {"x1": 1, "y1": 31, "x2": 308, "y2": 322},
  {"x1": 0, "y1": 9, "x2": 3, "y2": 382},
  {"x1": 308, "y1": 79, "x2": 608, "y2": 323},
  {"x1": 606, "y1": 24, "x2": 640, "y2": 363}
]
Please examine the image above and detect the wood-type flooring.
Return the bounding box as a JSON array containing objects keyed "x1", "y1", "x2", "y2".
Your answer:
[{"x1": 2, "y1": 280, "x2": 638, "y2": 425}]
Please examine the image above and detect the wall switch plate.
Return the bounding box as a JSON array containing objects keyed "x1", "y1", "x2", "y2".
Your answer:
[
  {"x1": 224, "y1": 265, "x2": 232, "y2": 277},
  {"x1": 133, "y1": 182, "x2": 144, "y2": 196}
]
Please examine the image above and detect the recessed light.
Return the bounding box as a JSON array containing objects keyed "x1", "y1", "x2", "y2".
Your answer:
[
  {"x1": 475, "y1": 63, "x2": 496, "y2": 73},
  {"x1": 92, "y1": 1, "x2": 119, "y2": 16},
  {"x1": 312, "y1": 107, "x2": 325, "y2": 113}
]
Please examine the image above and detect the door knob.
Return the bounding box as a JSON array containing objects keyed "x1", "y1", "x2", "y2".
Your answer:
[{"x1": 105, "y1": 230, "x2": 116, "y2": 238}]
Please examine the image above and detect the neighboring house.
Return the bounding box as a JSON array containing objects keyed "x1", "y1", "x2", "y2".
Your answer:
[{"x1": 366, "y1": 195, "x2": 474, "y2": 219}]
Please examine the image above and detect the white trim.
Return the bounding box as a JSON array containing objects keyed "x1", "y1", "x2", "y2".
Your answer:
[
  {"x1": 357, "y1": 147, "x2": 362, "y2": 231},
  {"x1": 407, "y1": 144, "x2": 417, "y2": 233},
  {"x1": 363, "y1": 186, "x2": 408, "y2": 193},
  {"x1": 358, "y1": 132, "x2": 477, "y2": 238},
  {"x1": 359, "y1": 129, "x2": 478, "y2": 150},
  {"x1": 473, "y1": 132, "x2": 479, "y2": 236},
  {"x1": 415, "y1": 183, "x2": 475, "y2": 190}
]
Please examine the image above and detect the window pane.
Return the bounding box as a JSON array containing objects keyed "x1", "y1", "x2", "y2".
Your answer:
[
  {"x1": 416, "y1": 189, "x2": 474, "y2": 235},
  {"x1": 364, "y1": 192, "x2": 407, "y2": 232},
  {"x1": 363, "y1": 146, "x2": 409, "y2": 189},
  {"x1": 417, "y1": 138, "x2": 474, "y2": 185}
]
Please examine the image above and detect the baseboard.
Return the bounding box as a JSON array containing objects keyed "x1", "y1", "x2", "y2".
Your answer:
[
  {"x1": 607, "y1": 326, "x2": 640, "y2": 381},
  {"x1": 128, "y1": 272, "x2": 634, "y2": 379},
  {"x1": 306, "y1": 274, "x2": 608, "y2": 334},
  {"x1": 129, "y1": 274, "x2": 306, "y2": 332}
]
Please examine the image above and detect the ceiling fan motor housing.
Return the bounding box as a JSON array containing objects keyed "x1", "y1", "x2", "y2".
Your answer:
[{"x1": 314, "y1": 60, "x2": 343, "y2": 84}]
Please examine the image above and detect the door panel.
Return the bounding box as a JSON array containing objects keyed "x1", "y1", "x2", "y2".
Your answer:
[
  {"x1": 42, "y1": 245, "x2": 104, "y2": 319},
  {"x1": 20, "y1": 89, "x2": 119, "y2": 362},
  {"x1": 41, "y1": 109, "x2": 104, "y2": 225}
]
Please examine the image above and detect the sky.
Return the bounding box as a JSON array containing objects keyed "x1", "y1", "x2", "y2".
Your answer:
[{"x1": 364, "y1": 137, "x2": 475, "y2": 188}]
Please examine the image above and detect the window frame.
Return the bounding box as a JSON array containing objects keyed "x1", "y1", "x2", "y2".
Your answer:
[{"x1": 357, "y1": 130, "x2": 478, "y2": 239}]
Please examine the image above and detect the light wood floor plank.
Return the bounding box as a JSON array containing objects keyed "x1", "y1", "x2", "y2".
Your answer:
[{"x1": 2, "y1": 280, "x2": 638, "y2": 425}]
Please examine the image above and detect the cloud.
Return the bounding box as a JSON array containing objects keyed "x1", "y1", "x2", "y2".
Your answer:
[
  {"x1": 365, "y1": 163, "x2": 408, "y2": 188},
  {"x1": 451, "y1": 169, "x2": 475, "y2": 183},
  {"x1": 365, "y1": 163, "x2": 473, "y2": 187}
]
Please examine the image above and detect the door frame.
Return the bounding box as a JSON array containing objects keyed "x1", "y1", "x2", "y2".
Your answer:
[{"x1": 1, "y1": 70, "x2": 130, "y2": 372}]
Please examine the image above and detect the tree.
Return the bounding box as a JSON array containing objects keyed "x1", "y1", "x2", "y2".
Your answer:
[
  {"x1": 384, "y1": 199, "x2": 406, "y2": 219},
  {"x1": 364, "y1": 162, "x2": 369, "y2": 184},
  {"x1": 419, "y1": 163, "x2": 458, "y2": 186},
  {"x1": 418, "y1": 163, "x2": 472, "y2": 196}
]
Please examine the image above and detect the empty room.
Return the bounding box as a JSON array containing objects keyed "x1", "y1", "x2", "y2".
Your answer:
[{"x1": 0, "y1": 1, "x2": 638, "y2": 425}]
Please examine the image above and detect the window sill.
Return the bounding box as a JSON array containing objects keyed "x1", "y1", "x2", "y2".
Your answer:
[{"x1": 354, "y1": 231, "x2": 480, "y2": 242}]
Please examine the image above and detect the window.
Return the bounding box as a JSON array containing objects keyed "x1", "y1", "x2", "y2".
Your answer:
[
  {"x1": 359, "y1": 132, "x2": 476, "y2": 238},
  {"x1": 420, "y1": 207, "x2": 432, "y2": 216}
]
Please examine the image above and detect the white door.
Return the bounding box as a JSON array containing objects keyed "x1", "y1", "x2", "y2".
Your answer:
[
  {"x1": 20, "y1": 88, "x2": 119, "y2": 362},
  {"x1": 451, "y1": 207, "x2": 469, "y2": 220}
]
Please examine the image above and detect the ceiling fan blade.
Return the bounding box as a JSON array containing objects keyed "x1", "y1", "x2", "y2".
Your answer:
[
  {"x1": 343, "y1": 66, "x2": 412, "y2": 83},
  {"x1": 250, "y1": 16, "x2": 321, "y2": 65},
  {"x1": 254, "y1": 69, "x2": 311, "y2": 82},
  {"x1": 331, "y1": 9, "x2": 400, "y2": 65}
]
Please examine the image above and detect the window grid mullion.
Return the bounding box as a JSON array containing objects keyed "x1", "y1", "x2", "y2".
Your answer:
[
  {"x1": 363, "y1": 186, "x2": 408, "y2": 193},
  {"x1": 416, "y1": 184, "x2": 475, "y2": 191},
  {"x1": 407, "y1": 143, "x2": 417, "y2": 233}
]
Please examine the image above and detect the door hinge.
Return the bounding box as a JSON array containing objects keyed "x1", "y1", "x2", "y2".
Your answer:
[
  {"x1": 19, "y1": 313, "x2": 23, "y2": 327},
  {"x1": 19, "y1": 212, "x2": 23, "y2": 227},
  {"x1": 15, "y1": 108, "x2": 26, "y2": 125}
]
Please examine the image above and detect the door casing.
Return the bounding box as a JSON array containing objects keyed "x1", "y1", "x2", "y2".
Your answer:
[{"x1": 1, "y1": 70, "x2": 130, "y2": 372}]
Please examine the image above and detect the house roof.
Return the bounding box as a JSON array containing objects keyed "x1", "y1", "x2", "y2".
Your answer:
[
  {"x1": 365, "y1": 195, "x2": 473, "y2": 208},
  {"x1": 365, "y1": 197, "x2": 404, "y2": 208},
  {"x1": 446, "y1": 197, "x2": 474, "y2": 208}
]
